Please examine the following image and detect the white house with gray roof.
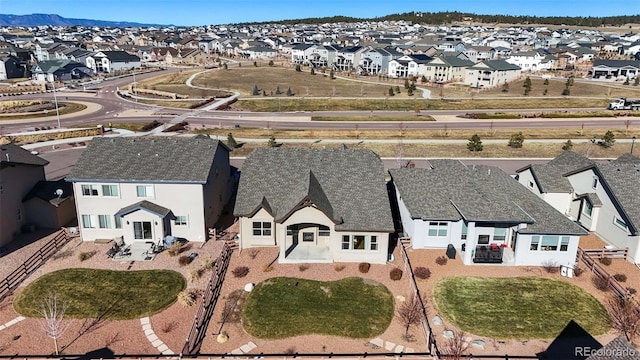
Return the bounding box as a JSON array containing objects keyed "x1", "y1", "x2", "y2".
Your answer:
[
  {"x1": 519, "y1": 152, "x2": 640, "y2": 263},
  {"x1": 464, "y1": 59, "x2": 521, "y2": 88},
  {"x1": 66, "y1": 136, "x2": 232, "y2": 246},
  {"x1": 390, "y1": 160, "x2": 587, "y2": 267},
  {"x1": 234, "y1": 147, "x2": 394, "y2": 264}
]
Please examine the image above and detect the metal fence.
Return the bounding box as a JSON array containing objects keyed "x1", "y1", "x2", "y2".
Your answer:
[{"x1": 0, "y1": 229, "x2": 71, "y2": 302}]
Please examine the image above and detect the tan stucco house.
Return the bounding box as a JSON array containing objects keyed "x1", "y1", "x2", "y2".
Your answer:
[
  {"x1": 66, "y1": 136, "x2": 232, "y2": 246},
  {"x1": 234, "y1": 147, "x2": 394, "y2": 264}
]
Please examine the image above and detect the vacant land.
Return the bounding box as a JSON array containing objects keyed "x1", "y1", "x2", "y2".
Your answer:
[
  {"x1": 433, "y1": 277, "x2": 609, "y2": 339},
  {"x1": 13, "y1": 269, "x2": 185, "y2": 320},
  {"x1": 242, "y1": 276, "x2": 394, "y2": 339}
]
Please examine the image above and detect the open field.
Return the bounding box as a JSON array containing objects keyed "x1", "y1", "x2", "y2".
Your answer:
[
  {"x1": 479, "y1": 77, "x2": 640, "y2": 98},
  {"x1": 14, "y1": 269, "x2": 185, "y2": 320},
  {"x1": 135, "y1": 69, "x2": 231, "y2": 99},
  {"x1": 432, "y1": 276, "x2": 609, "y2": 339},
  {"x1": 242, "y1": 276, "x2": 394, "y2": 339}
]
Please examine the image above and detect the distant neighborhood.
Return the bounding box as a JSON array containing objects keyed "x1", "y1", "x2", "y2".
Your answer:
[{"x1": 0, "y1": 19, "x2": 639, "y2": 89}]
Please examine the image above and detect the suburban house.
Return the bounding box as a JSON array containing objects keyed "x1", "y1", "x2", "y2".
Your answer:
[
  {"x1": 22, "y1": 179, "x2": 76, "y2": 230},
  {"x1": 518, "y1": 152, "x2": 640, "y2": 263},
  {"x1": 241, "y1": 46, "x2": 277, "y2": 59},
  {"x1": 589, "y1": 59, "x2": 640, "y2": 79},
  {"x1": 422, "y1": 55, "x2": 474, "y2": 83},
  {"x1": 464, "y1": 59, "x2": 522, "y2": 88},
  {"x1": 505, "y1": 50, "x2": 548, "y2": 71},
  {"x1": 86, "y1": 50, "x2": 141, "y2": 73},
  {"x1": 358, "y1": 47, "x2": 402, "y2": 75},
  {"x1": 66, "y1": 136, "x2": 232, "y2": 246},
  {"x1": 0, "y1": 144, "x2": 49, "y2": 247},
  {"x1": 234, "y1": 147, "x2": 394, "y2": 264},
  {"x1": 31, "y1": 59, "x2": 93, "y2": 82},
  {"x1": 333, "y1": 46, "x2": 367, "y2": 72},
  {"x1": 390, "y1": 159, "x2": 587, "y2": 267},
  {"x1": 387, "y1": 54, "x2": 432, "y2": 78},
  {"x1": 0, "y1": 54, "x2": 24, "y2": 80}
]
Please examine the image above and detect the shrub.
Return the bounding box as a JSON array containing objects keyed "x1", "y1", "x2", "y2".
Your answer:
[
  {"x1": 232, "y1": 266, "x2": 249, "y2": 278},
  {"x1": 435, "y1": 256, "x2": 448, "y2": 266},
  {"x1": 262, "y1": 264, "x2": 273, "y2": 272},
  {"x1": 467, "y1": 134, "x2": 483, "y2": 152},
  {"x1": 202, "y1": 256, "x2": 215, "y2": 270},
  {"x1": 359, "y1": 262, "x2": 371, "y2": 273},
  {"x1": 414, "y1": 267, "x2": 431, "y2": 280},
  {"x1": 334, "y1": 264, "x2": 346, "y2": 272},
  {"x1": 614, "y1": 273, "x2": 628, "y2": 282},
  {"x1": 179, "y1": 255, "x2": 193, "y2": 266},
  {"x1": 167, "y1": 242, "x2": 182, "y2": 256},
  {"x1": 573, "y1": 266, "x2": 584, "y2": 277},
  {"x1": 508, "y1": 132, "x2": 525, "y2": 148},
  {"x1": 78, "y1": 251, "x2": 96, "y2": 261},
  {"x1": 247, "y1": 248, "x2": 260, "y2": 260},
  {"x1": 178, "y1": 290, "x2": 197, "y2": 307},
  {"x1": 627, "y1": 287, "x2": 637, "y2": 295},
  {"x1": 390, "y1": 268, "x2": 403, "y2": 281},
  {"x1": 592, "y1": 275, "x2": 610, "y2": 292},
  {"x1": 600, "y1": 257, "x2": 613, "y2": 266},
  {"x1": 298, "y1": 264, "x2": 309, "y2": 272},
  {"x1": 541, "y1": 260, "x2": 559, "y2": 274},
  {"x1": 160, "y1": 321, "x2": 177, "y2": 333}
]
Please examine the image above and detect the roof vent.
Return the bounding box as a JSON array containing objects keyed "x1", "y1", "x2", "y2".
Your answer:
[
  {"x1": 5, "y1": 153, "x2": 9, "y2": 162},
  {"x1": 137, "y1": 153, "x2": 140, "y2": 156},
  {"x1": 155, "y1": 154, "x2": 159, "y2": 157}
]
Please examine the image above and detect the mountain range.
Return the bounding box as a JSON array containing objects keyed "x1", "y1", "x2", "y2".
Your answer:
[{"x1": 0, "y1": 13, "x2": 167, "y2": 27}]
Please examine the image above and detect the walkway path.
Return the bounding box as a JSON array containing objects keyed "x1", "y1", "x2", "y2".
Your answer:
[
  {"x1": 140, "y1": 317, "x2": 174, "y2": 355},
  {"x1": 0, "y1": 316, "x2": 26, "y2": 331},
  {"x1": 369, "y1": 337, "x2": 415, "y2": 354}
]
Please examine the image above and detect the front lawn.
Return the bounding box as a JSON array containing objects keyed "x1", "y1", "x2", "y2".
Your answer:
[
  {"x1": 242, "y1": 277, "x2": 394, "y2": 339},
  {"x1": 14, "y1": 269, "x2": 185, "y2": 320},
  {"x1": 433, "y1": 277, "x2": 609, "y2": 339}
]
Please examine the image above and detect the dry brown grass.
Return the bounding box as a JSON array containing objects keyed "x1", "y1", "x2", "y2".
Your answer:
[
  {"x1": 0, "y1": 128, "x2": 100, "y2": 145},
  {"x1": 0, "y1": 102, "x2": 86, "y2": 120},
  {"x1": 482, "y1": 77, "x2": 640, "y2": 98}
]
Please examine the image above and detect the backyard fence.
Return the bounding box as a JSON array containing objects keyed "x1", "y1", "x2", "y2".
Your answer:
[
  {"x1": 577, "y1": 247, "x2": 632, "y2": 298},
  {"x1": 182, "y1": 242, "x2": 234, "y2": 355},
  {"x1": 397, "y1": 239, "x2": 438, "y2": 356},
  {"x1": 0, "y1": 229, "x2": 71, "y2": 303},
  {"x1": 580, "y1": 247, "x2": 628, "y2": 260}
]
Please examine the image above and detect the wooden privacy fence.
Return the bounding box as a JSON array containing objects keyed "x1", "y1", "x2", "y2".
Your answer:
[
  {"x1": 580, "y1": 247, "x2": 628, "y2": 260},
  {"x1": 577, "y1": 247, "x2": 631, "y2": 298},
  {"x1": 0, "y1": 229, "x2": 71, "y2": 303},
  {"x1": 397, "y1": 240, "x2": 437, "y2": 355},
  {"x1": 182, "y1": 242, "x2": 234, "y2": 355}
]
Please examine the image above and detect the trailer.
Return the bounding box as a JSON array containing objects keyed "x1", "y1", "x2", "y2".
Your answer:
[{"x1": 608, "y1": 98, "x2": 640, "y2": 110}]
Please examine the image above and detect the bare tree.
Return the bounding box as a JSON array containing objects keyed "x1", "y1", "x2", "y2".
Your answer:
[
  {"x1": 606, "y1": 295, "x2": 640, "y2": 343},
  {"x1": 441, "y1": 330, "x2": 470, "y2": 360},
  {"x1": 40, "y1": 293, "x2": 71, "y2": 355},
  {"x1": 395, "y1": 295, "x2": 423, "y2": 339}
]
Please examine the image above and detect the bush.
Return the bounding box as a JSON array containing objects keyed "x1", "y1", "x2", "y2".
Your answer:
[
  {"x1": 247, "y1": 248, "x2": 260, "y2": 260},
  {"x1": 600, "y1": 257, "x2": 612, "y2": 266},
  {"x1": 334, "y1": 264, "x2": 346, "y2": 272},
  {"x1": 435, "y1": 256, "x2": 448, "y2": 266},
  {"x1": 179, "y1": 255, "x2": 193, "y2": 266},
  {"x1": 298, "y1": 264, "x2": 309, "y2": 272},
  {"x1": 573, "y1": 266, "x2": 584, "y2": 277},
  {"x1": 541, "y1": 260, "x2": 559, "y2": 274},
  {"x1": 232, "y1": 266, "x2": 249, "y2": 278},
  {"x1": 627, "y1": 287, "x2": 637, "y2": 295},
  {"x1": 78, "y1": 251, "x2": 96, "y2": 261},
  {"x1": 167, "y1": 242, "x2": 182, "y2": 256},
  {"x1": 178, "y1": 290, "x2": 197, "y2": 307},
  {"x1": 390, "y1": 268, "x2": 403, "y2": 281},
  {"x1": 358, "y1": 262, "x2": 371, "y2": 273},
  {"x1": 508, "y1": 132, "x2": 525, "y2": 148},
  {"x1": 160, "y1": 321, "x2": 177, "y2": 333},
  {"x1": 414, "y1": 267, "x2": 431, "y2": 280},
  {"x1": 614, "y1": 273, "x2": 628, "y2": 282},
  {"x1": 592, "y1": 275, "x2": 610, "y2": 292}
]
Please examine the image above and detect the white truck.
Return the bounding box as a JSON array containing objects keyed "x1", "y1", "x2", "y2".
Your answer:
[{"x1": 608, "y1": 98, "x2": 640, "y2": 110}]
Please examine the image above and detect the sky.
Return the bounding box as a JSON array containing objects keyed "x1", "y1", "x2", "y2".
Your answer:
[{"x1": 1, "y1": 0, "x2": 639, "y2": 26}]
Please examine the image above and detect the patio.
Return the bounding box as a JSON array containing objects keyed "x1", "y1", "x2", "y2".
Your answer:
[
  {"x1": 283, "y1": 244, "x2": 331, "y2": 263},
  {"x1": 111, "y1": 241, "x2": 156, "y2": 261}
]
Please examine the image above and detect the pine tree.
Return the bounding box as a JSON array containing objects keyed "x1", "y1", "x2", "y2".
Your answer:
[
  {"x1": 562, "y1": 139, "x2": 573, "y2": 151},
  {"x1": 227, "y1": 133, "x2": 238, "y2": 149},
  {"x1": 330, "y1": 70, "x2": 335, "y2": 79},
  {"x1": 268, "y1": 60, "x2": 274, "y2": 67},
  {"x1": 295, "y1": 64, "x2": 301, "y2": 72},
  {"x1": 543, "y1": 78, "x2": 549, "y2": 86},
  {"x1": 404, "y1": 78, "x2": 410, "y2": 89},
  {"x1": 267, "y1": 135, "x2": 277, "y2": 147},
  {"x1": 275, "y1": 86, "x2": 282, "y2": 95},
  {"x1": 388, "y1": 87, "x2": 395, "y2": 96},
  {"x1": 601, "y1": 130, "x2": 616, "y2": 148},
  {"x1": 252, "y1": 84, "x2": 259, "y2": 96},
  {"x1": 508, "y1": 132, "x2": 525, "y2": 148},
  {"x1": 467, "y1": 134, "x2": 483, "y2": 152},
  {"x1": 286, "y1": 87, "x2": 294, "y2": 96},
  {"x1": 310, "y1": 68, "x2": 315, "y2": 75}
]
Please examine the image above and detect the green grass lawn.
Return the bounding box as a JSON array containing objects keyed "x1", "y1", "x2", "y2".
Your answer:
[
  {"x1": 433, "y1": 277, "x2": 609, "y2": 339},
  {"x1": 242, "y1": 277, "x2": 394, "y2": 339},
  {"x1": 14, "y1": 269, "x2": 185, "y2": 320}
]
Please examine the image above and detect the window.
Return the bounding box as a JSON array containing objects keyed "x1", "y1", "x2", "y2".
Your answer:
[
  {"x1": 353, "y1": 235, "x2": 366, "y2": 250},
  {"x1": 136, "y1": 185, "x2": 154, "y2": 197},
  {"x1": 82, "y1": 215, "x2": 96, "y2": 229},
  {"x1": 592, "y1": 177, "x2": 598, "y2": 189},
  {"x1": 114, "y1": 216, "x2": 122, "y2": 229},
  {"x1": 133, "y1": 221, "x2": 152, "y2": 240},
  {"x1": 318, "y1": 225, "x2": 330, "y2": 237},
  {"x1": 428, "y1": 222, "x2": 448, "y2": 237},
  {"x1": 541, "y1": 236, "x2": 559, "y2": 251},
  {"x1": 494, "y1": 228, "x2": 507, "y2": 242},
  {"x1": 478, "y1": 234, "x2": 490, "y2": 244},
  {"x1": 560, "y1": 237, "x2": 570, "y2": 251},
  {"x1": 252, "y1": 222, "x2": 271, "y2": 236},
  {"x1": 175, "y1": 216, "x2": 187, "y2": 226},
  {"x1": 530, "y1": 236, "x2": 539, "y2": 251},
  {"x1": 528, "y1": 181, "x2": 534, "y2": 189},
  {"x1": 302, "y1": 232, "x2": 314, "y2": 242},
  {"x1": 614, "y1": 217, "x2": 628, "y2": 230},
  {"x1": 81, "y1": 184, "x2": 99, "y2": 196},
  {"x1": 461, "y1": 222, "x2": 468, "y2": 240},
  {"x1": 98, "y1": 215, "x2": 111, "y2": 229},
  {"x1": 370, "y1": 236, "x2": 378, "y2": 251},
  {"x1": 583, "y1": 201, "x2": 593, "y2": 217},
  {"x1": 102, "y1": 185, "x2": 118, "y2": 197},
  {"x1": 342, "y1": 235, "x2": 350, "y2": 250}
]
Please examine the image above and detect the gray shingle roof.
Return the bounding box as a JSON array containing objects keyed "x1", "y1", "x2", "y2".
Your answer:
[
  {"x1": 586, "y1": 336, "x2": 640, "y2": 360},
  {"x1": 517, "y1": 151, "x2": 594, "y2": 193},
  {"x1": 115, "y1": 200, "x2": 172, "y2": 218},
  {"x1": 234, "y1": 147, "x2": 394, "y2": 233},
  {"x1": 391, "y1": 160, "x2": 587, "y2": 235},
  {"x1": 0, "y1": 143, "x2": 49, "y2": 167},
  {"x1": 597, "y1": 159, "x2": 640, "y2": 233},
  {"x1": 66, "y1": 137, "x2": 226, "y2": 183}
]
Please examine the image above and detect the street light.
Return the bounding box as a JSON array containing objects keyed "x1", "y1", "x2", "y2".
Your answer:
[
  {"x1": 51, "y1": 78, "x2": 61, "y2": 129},
  {"x1": 632, "y1": 136, "x2": 637, "y2": 155}
]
